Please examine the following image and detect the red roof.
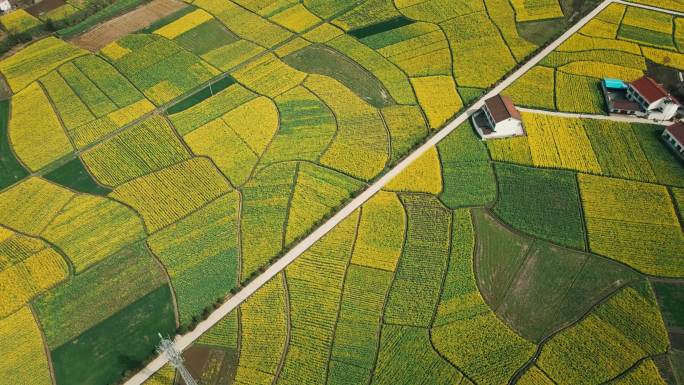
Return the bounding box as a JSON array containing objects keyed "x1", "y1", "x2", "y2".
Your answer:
[
  {"x1": 484, "y1": 95, "x2": 521, "y2": 123},
  {"x1": 630, "y1": 76, "x2": 672, "y2": 104},
  {"x1": 666, "y1": 121, "x2": 684, "y2": 144}
]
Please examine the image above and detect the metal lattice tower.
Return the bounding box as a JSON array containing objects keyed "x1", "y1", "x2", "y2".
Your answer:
[{"x1": 156, "y1": 334, "x2": 198, "y2": 385}]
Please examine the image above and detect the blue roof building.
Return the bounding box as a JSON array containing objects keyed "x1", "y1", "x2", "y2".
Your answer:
[{"x1": 603, "y1": 78, "x2": 628, "y2": 90}]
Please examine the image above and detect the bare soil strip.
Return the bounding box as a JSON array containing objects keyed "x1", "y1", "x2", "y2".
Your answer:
[
  {"x1": 70, "y1": 0, "x2": 186, "y2": 51},
  {"x1": 26, "y1": 0, "x2": 66, "y2": 18}
]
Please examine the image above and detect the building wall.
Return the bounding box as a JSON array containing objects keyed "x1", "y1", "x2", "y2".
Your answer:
[{"x1": 662, "y1": 131, "x2": 684, "y2": 155}]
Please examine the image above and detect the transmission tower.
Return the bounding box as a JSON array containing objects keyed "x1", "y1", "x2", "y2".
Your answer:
[{"x1": 156, "y1": 334, "x2": 198, "y2": 385}]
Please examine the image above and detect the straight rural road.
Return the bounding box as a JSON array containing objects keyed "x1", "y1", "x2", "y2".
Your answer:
[
  {"x1": 124, "y1": 1, "x2": 683, "y2": 383},
  {"x1": 517, "y1": 107, "x2": 674, "y2": 126}
]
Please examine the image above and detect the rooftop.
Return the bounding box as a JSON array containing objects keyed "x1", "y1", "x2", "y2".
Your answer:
[
  {"x1": 484, "y1": 94, "x2": 520, "y2": 123},
  {"x1": 666, "y1": 121, "x2": 684, "y2": 144},
  {"x1": 630, "y1": 76, "x2": 675, "y2": 104},
  {"x1": 604, "y1": 78, "x2": 628, "y2": 90}
]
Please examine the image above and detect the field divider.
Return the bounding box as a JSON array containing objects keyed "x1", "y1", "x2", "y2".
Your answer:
[{"x1": 123, "y1": 1, "x2": 684, "y2": 383}]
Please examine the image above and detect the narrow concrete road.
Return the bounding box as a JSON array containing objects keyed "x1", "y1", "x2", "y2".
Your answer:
[
  {"x1": 123, "y1": 1, "x2": 683, "y2": 383},
  {"x1": 518, "y1": 107, "x2": 674, "y2": 126}
]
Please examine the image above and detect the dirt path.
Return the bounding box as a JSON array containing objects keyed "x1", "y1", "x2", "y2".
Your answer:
[
  {"x1": 518, "y1": 107, "x2": 674, "y2": 126},
  {"x1": 70, "y1": 0, "x2": 186, "y2": 51},
  {"x1": 123, "y1": 1, "x2": 684, "y2": 384}
]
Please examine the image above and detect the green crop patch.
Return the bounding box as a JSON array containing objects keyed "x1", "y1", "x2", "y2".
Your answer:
[
  {"x1": 347, "y1": 16, "x2": 415, "y2": 39},
  {"x1": 472, "y1": 208, "x2": 532, "y2": 309},
  {"x1": 0, "y1": 100, "x2": 28, "y2": 189},
  {"x1": 493, "y1": 163, "x2": 585, "y2": 249},
  {"x1": 372, "y1": 325, "x2": 463, "y2": 385},
  {"x1": 148, "y1": 192, "x2": 240, "y2": 325},
  {"x1": 618, "y1": 24, "x2": 676, "y2": 49},
  {"x1": 44, "y1": 157, "x2": 111, "y2": 195},
  {"x1": 174, "y1": 19, "x2": 239, "y2": 56},
  {"x1": 495, "y1": 240, "x2": 639, "y2": 341},
  {"x1": 437, "y1": 122, "x2": 496, "y2": 208},
  {"x1": 433, "y1": 209, "x2": 536, "y2": 384},
  {"x1": 653, "y1": 281, "x2": 684, "y2": 331},
  {"x1": 166, "y1": 76, "x2": 236, "y2": 114},
  {"x1": 383, "y1": 194, "x2": 451, "y2": 327},
  {"x1": 34, "y1": 242, "x2": 167, "y2": 349},
  {"x1": 633, "y1": 125, "x2": 684, "y2": 187},
  {"x1": 536, "y1": 280, "x2": 669, "y2": 384},
  {"x1": 51, "y1": 285, "x2": 176, "y2": 385},
  {"x1": 283, "y1": 44, "x2": 395, "y2": 108}
]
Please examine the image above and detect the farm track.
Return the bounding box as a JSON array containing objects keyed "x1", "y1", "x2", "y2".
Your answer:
[
  {"x1": 119, "y1": 1, "x2": 684, "y2": 383},
  {"x1": 518, "y1": 107, "x2": 674, "y2": 126}
]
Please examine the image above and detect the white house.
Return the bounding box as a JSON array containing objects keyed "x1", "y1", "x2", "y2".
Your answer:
[
  {"x1": 663, "y1": 121, "x2": 684, "y2": 158},
  {"x1": 0, "y1": 0, "x2": 11, "y2": 13},
  {"x1": 627, "y1": 76, "x2": 680, "y2": 121},
  {"x1": 472, "y1": 94, "x2": 524, "y2": 140}
]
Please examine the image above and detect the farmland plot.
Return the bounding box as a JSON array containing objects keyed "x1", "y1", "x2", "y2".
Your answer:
[
  {"x1": 578, "y1": 174, "x2": 684, "y2": 276},
  {"x1": 4, "y1": 2, "x2": 683, "y2": 385},
  {"x1": 506, "y1": 3, "x2": 684, "y2": 114}
]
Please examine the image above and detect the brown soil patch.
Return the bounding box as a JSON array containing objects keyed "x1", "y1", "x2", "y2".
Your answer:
[
  {"x1": 181, "y1": 345, "x2": 211, "y2": 384},
  {"x1": 70, "y1": 0, "x2": 186, "y2": 51},
  {"x1": 26, "y1": 0, "x2": 66, "y2": 17}
]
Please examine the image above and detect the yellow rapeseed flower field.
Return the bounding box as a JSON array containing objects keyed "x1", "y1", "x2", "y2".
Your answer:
[
  {"x1": 184, "y1": 118, "x2": 258, "y2": 187},
  {"x1": 223, "y1": 96, "x2": 279, "y2": 154},
  {"x1": 578, "y1": 174, "x2": 684, "y2": 276},
  {"x1": 0, "y1": 9, "x2": 41, "y2": 34},
  {"x1": 235, "y1": 276, "x2": 287, "y2": 384},
  {"x1": 301, "y1": 23, "x2": 343, "y2": 43},
  {"x1": 0, "y1": 307, "x2": 53, "y2": 385},
  {"x1": 510, "y1": 0, "x2": 563, "y2": 22},
  {"x1": 154, "y1": 9, "x2": 213, "y2": 39},
  {"x1": 610, "y1": 359, "x2": 666, "y2": 385},
  {"x1": 0, "y1": 177, "x2": 74, "y2": 236},
  {"x1": 642, "y1": 46, "x2": 684, "y2": 70},
  {"x1": 307, "y1": 75, "x2": 389, "y2": 181},
  {"x1": 0, "y1": 246, "x2": 68, "y2": 316},
  {"x1": 559, "y1": 61, "x2": 643, "y2": 81},
  {"x1": 622, "y1": 6, "x2": 673, "y2": 34},
  {"x1": 231, "y1": 53, "x2": 306, "y2": 98},
  {"x1": 111, "y1": 158, "x2": 232, "y2": 232},
  {"x1": 386, "y1": 146, "x2": 443, "y2": 194},
  {"x1": 0, "y1": 37, "x2": 86, "y2": 92},
  {"x1": 487, "y1": 136, "x2": 533, "y2": 165},
  {"x1": 82, "y1": 115, "x2": 191, "y2": 186},
  {"x1": 523, "y1": 112, "x2": 602, "y2": 173},
  {"x1": 558, "y1": 33, "x2": 642, "y2": 54},
  {"x1": 100, "y1": 42, "x2": 131, "y2": 60},
  {"x1": 517, "y1": 366, "x2": 555, "y2": 385},
  {"x1": 410, "y1": 76, "x2": 463, "y2": 129},
  {"x1": 537, "y1": 284, "x2": 668, "y2": 384},
  {"x1": 9, "y1": 82, "x2": 73, "y2": 171},
  {"x1": 351, "y1": 190, "x2": 406, "y2": 271},
  {"x1": 269, "y1": 4, "x2": 321, "y2": 33},
  {"x1": 42, "y1": 195, "x2": 146, "y2": 272}
]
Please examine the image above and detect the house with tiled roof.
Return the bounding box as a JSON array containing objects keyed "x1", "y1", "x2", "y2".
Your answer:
[
  {"x1": 472, "y1": 94, "x2": 524, "y2": 140},
  {"x1": 663, "y1": 121, "x2": 684, "y2": 158},
  {"x1": 602, "y1": 76, "x2": 680, "y2": 121}
]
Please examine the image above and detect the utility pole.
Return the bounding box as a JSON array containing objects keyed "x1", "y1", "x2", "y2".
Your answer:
[{"x1": 156, "y1": 334, "x2": 198, "y2": 385}]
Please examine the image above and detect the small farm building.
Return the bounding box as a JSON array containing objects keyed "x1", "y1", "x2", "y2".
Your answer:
[
  {"x1": 472, "y1": 94, "x2": 524, "y2": 140},
  {"x1": 603, "y1": 76, "x2": 680, "y2": 121},
  {"x1": 663, "y1": 121, "x2": 684, "y2": 158}
]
